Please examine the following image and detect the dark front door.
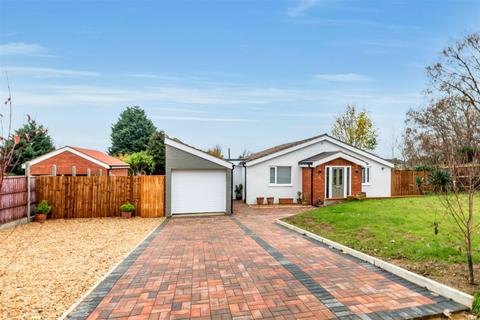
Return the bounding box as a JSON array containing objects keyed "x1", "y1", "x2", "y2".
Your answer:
[{"x1": 332, "y1": 167, "x2": 344, "y2": 198}]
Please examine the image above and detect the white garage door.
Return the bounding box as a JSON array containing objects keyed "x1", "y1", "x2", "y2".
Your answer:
[{"x1": 171, "y1": 170, "x2": 226, "y2": 214}]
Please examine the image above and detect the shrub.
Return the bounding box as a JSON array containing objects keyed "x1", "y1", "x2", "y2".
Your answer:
[
  {"x1": 473, "y1": 292, "x2": 480, "y2": 314},
  {"x1": 120, "y1": 202, "x2": 135, "y2": 212},
  {"x1": 235, "y1": 184, "x2": 243, "y2": 194},
  {"x1": 35, "y1": 200, "x2": 52, "y2": 215},
  {"x1": 414, "y1": 165, "x2": 434, "y2": 171},
  {"x1": 428, "y1": 170, "x2": 451, "y2": 192}
]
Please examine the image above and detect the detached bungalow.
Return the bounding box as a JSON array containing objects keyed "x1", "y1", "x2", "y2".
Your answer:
[
  {"x1": 235, "y1": 134, "x2": 394, "y2": 205},
  {"x1": 24, "y1": 146, "x2": 130, "y2": 176}
]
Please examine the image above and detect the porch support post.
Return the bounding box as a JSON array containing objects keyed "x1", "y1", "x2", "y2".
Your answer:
[{"x1": 310, "y1": 165, "x2": 314, "y2": 206}]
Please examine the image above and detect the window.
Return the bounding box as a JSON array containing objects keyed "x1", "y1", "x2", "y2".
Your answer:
[
  {"x1": 269, "y1": 166, "x2": 292, "y2": 185},
  {"x1": 362, "y1": 167, "x2": 370, "y2": 184}
]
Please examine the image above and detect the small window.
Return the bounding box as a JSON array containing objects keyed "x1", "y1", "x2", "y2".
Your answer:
[
  {"x1": 362, "y1": 167, "x2": 370, "y2": 184},
  {"x1": 269, "y1": 166, "x2": 292, "y2": 185},
  {"x1": 270, "y1": 167, "x2": 275, "y2": 184}
]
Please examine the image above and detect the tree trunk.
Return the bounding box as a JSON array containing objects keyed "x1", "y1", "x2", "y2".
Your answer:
[
  {"x1": 466, "y1": 237, "x2": 475, "y2": 285},
  {"x1": 466, "y1": 191, "x2": 475, "y2": 285}
]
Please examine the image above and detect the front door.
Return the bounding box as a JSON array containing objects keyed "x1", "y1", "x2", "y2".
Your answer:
[{"x1": 332, "y1": 167, "x2": 344, "y2": 198}]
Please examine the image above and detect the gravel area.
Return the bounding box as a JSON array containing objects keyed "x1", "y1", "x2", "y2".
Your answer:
[{"x1": 0, "y1": 217, "x2": 164, "y2": 319}]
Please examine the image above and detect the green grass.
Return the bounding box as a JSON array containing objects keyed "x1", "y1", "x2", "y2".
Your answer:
[{"x1": 283, "y1": 195, "x2": 480, "y2": 264}]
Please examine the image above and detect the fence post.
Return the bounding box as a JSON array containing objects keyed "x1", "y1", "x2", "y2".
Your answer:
[{"x1": 26, "y1": 162, "x2": 31, "y2": 222}]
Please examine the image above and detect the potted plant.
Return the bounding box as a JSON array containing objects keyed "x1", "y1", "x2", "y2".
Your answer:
[
  {"x1": 296, "y1": 191, "x2": 302, "y2": 204},
  {"x1": 35, "y1": 200, "x2": 51, "y2": 223},
  {"x1": 256, "y1": 197, "x2": 265, "y2": 205},
  {"x1": 301, "y1": 194, "x2": 308, "y2": 205},
  {"x1": 235, "y1": 184, "x2": 243, "y2": 200},
  {"x1": 266, "y1": 197, "x2": 274, "y2": 205},
  {"x1": 120, "y1": 202, "x2": 135, "y2": 218}
]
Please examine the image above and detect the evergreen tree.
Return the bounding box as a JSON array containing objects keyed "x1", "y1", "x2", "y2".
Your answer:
[
  {"x1": 8, "y1": 118, "x2": 55, "y2": 175},
  {"x1": 146, "y1": 131, "x2": 166, "y2": 174},
  {"x1": 109, "y1": 106, "x2": 156, "y2": 155}
]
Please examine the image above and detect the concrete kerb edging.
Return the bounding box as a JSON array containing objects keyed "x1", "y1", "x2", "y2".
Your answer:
[
  {"x1": 59, "y1": 217, "x2": 168, "y2": 320},
  {"x1": 276, "y1": 219, "x2": 474, "y2": 308}
]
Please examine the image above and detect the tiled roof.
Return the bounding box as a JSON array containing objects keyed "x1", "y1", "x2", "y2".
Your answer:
[
  {"x1": 69, "y1": 146, "x2": 129, "y2": 167},
  {"x1": 246, "y1": 134, "x2": 328, "y2": 161}
]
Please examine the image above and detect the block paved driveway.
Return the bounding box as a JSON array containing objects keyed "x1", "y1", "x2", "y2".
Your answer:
[{"x1": 68, "y1": 203, "x2": 466, "y2": 320}]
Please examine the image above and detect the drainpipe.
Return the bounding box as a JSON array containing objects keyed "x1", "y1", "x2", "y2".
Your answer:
[
  {"x1": 230, "y1": 167, "x2": 234, "y2": 214},
  {"x1": 242, "y1": 162, "x2": 247, "y2": 203}
]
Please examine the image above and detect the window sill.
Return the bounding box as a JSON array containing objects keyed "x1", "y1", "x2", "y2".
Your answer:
[
  {"x1": 362, "y1": 183, "x2": 371, "y2": 186},
  {"x1": 269, "y1": 184, "x2": 293, "y2": 187}
]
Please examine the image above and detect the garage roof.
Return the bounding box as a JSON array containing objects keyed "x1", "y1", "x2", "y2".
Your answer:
[{"x1": 165, "y1": 137, "x2": 233, "y2": 169}]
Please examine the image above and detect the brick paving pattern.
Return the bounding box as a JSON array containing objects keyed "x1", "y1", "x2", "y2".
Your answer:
[{"x1": 68, "y1": 203, "x2": 467, "y2": 320}]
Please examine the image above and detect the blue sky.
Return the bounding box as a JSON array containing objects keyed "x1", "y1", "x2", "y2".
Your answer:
[{"x1": 0, "y1": 0, "x2": 479, "y2": 158}]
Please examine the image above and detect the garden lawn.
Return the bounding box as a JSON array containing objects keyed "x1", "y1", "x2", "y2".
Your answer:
[{"x1": 283, "y1": 194, "x2": 480, "y2": 293}]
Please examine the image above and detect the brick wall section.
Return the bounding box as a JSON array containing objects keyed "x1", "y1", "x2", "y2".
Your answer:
[
  {"x1": 30, "y1": 151, "x2": 128, "y2": 176},
  {"x1": 302, "y1": 157, "x2": 362, "y2": 205}
]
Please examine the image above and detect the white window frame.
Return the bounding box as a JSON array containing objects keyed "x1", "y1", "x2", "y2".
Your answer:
[
  {"x1": 362, "y1": 166, "x2": 371, "y2": 185},
  {"x1": 325, "y1": 166, "x2": 351, "y2": 198},
  {"x1": 269, "y1": 166, "x2": 292, "y2": 186}
]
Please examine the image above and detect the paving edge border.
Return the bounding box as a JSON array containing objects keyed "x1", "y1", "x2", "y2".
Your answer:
[
  {"x1": 58, "y1": 217, "x2": 169, "y2": 320},
  {"x1": 276, "y1": 218, "x2": 473, "y2": 308}
]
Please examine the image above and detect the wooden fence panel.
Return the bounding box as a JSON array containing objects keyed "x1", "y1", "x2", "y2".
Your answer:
[
  {"x1": 139, "y1": 176, "x2": 165, "y2": 218},
  {"x1": 36, "y1": 176, "x2": 164, "y2": 219},
  {"x1": 391, "y1": 170, "x2": 429, "y2": 196},
  {"x1": 0, "y1": 176, "x2": 36, "y2": 225}
]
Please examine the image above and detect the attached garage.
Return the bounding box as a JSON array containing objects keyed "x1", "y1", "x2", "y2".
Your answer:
[{"x1": 165, "y1": 138, "x2": 233, "y2": 216}]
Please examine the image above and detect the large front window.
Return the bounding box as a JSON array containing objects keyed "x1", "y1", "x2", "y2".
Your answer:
[{"x1": 269, "y1": 166, "x2": 292, "y2": 185}]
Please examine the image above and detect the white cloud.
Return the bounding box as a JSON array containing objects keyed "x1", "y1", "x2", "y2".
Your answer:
[
  {"x1": 5, "y1": 66, "x2": 99, "y2": 78},
  {"x1": 314, "y1": 73, "x2": 371, "y2": 82},
  {"x1": 0, "y1": 42, "x2": 54, "y2": 57},
  {"x1": 287, "y1": 0, "x2": 319, "y2": 17},
  {"x1": 151, "y1": 116, "x2": 256, "y2": 122}
]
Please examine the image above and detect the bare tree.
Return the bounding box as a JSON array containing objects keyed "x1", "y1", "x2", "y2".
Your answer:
[
  {"x1": 405, "y1": 96, "x2": 480, "y2": 284},
  {"x1": 426, "y1": 32, "x2": 480, "y2": 113},
  {"x1": 0, "y1": 71, "x2": 26, "y2": 191}
]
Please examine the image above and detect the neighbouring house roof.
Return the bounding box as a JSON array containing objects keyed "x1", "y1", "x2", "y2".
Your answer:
[
  {"x1": 68, "y1": 146, "x2": 128, "y2": 167},
  {"x1": 22, "y1": 146, "x2": 130, "y2": 169},
  {"x1": 165, "y1": 137, "x2": 233, "y2": 169},
  {"x1": 244, "y1": 133, "x2": 394, "y2": 168},
  {"x1": 298, "y1": 151, "x2": 368, "y2": 167}
]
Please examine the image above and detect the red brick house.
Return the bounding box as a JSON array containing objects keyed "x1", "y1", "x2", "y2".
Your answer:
[{"x1": 24, "y1": 146, "x2": 130, "y2": 176}]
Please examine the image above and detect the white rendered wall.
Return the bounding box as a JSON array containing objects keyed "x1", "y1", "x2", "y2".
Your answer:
[
  {"x1": 245, "y1": 140, "x2": 391, "y2": 204},
  {"x1": 232, "y1": 164, "x2": 245, "y2": 199}
]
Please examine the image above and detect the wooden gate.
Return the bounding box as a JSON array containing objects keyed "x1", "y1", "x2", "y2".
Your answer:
[{"x1": 36, "y1": 176, "x2": 164, "y2": 219}]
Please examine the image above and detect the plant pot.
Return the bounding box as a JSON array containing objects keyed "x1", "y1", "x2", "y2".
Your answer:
[
  {"x1": 236, "y1": 193, "x2": 242, "y2": 200},
  {"x1": 266, "y1": 197, "x2": 274, "y2": 205},
  {"x1": 122, "y1": 211, "x2": 132, "y2": 219},
  {"x1": 256, "y1": 197, "x2": 265, "y2": 205},
  {"x1": 35, "y1": 213, "x2": 47, "y2": 223},
  {"x1": 278, "y1": 198, "x2": 294, "y2": 205},
  {"x1": 297, "y1": 199, "x2": 302, "y2": 204}
]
